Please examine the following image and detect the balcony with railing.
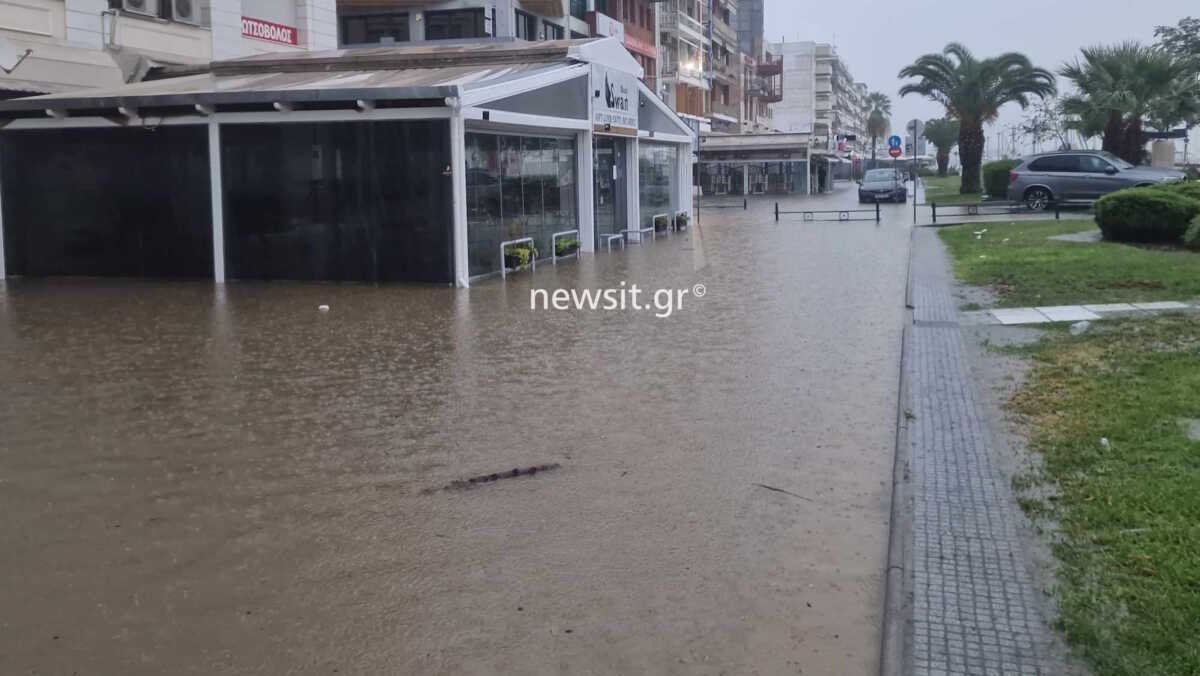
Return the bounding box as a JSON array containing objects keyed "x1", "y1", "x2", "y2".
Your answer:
[
  {"x1": 660, "y1": 0, "x2": 708, "y2": 42},
  {"x1": 756, "y1": 54, "x2": 782, "y2": 78},
  {"x1": 747, "y1": 73, "x2": 782, "y2": 104}
]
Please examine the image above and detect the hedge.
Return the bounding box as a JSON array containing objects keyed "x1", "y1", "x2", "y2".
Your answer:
[
  {"x1": 982, "y1": 160, "x2": 1019, "y2": 198},
  {"x1": 1093, "y1": 187, "x2": 1200, "y2": 243},
  {"x1": 1156, "y1": 180, "x2": 1200, "y2": 202},
  {"x1": 1185, "y1": 219, "x2": 1200, "y2": 251}
]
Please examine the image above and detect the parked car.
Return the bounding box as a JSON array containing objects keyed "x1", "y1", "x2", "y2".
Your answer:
[
  {"x1": 1007, "y1": 150, "x2": 1186, "y2": 210},
  {"x1": 858, "y1": 168, "x2": 907, "y2": 203}
]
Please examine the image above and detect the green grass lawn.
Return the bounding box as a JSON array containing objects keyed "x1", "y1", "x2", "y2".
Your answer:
[
  {"x1": 939, "y1": 219, "x2": 1200, "y2": 307},
  {"x1": 1008, "y1": 315, "x2": 1200, "y2": 676},
  {"x1": 921, "y1": 173, "x2": 983, "y2": 204}
]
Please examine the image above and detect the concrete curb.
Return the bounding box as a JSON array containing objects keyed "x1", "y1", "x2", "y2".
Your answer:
[{"x1": 878, "y1": 228, "x2": 916, "y2": 676}]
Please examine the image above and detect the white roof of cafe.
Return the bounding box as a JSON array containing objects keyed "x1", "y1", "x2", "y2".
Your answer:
[{"x1": 0, "y1": 37, "x2": 647, "y2": 116}]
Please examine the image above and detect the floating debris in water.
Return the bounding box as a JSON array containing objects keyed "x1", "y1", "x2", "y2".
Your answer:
[
  {"x1": 318, "y1": 304, "x2": 331, "y2": 312},
  {"x1": 425, "y1": 464, "x2": 562, "y2": 494}
]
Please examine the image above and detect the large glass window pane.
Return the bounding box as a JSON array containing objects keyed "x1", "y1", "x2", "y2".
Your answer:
[
  {"x1": 220, "y1": 120, "x2": 452, "y2": 283},
  {"x1": 500, "y1": 136, "x2": 525, "y2": 237},
  {"x1": 465, "y1": 132, "x2": 577, "y2": 275},
  {"x1": 466, "y1": 133, "x2": 502, "y2": 276},
  {"x1": 425, "y1": 9, "x2": 485, "y2": 39},
  {"x1": 521, "y1": 136, "x2": 544, "y2": 234},
  {"x1": 640, "y1": 143, "x2": 676, "y2": 227},
  {"x1": 1, "y1": 127, "x2": 212, "y2": 278},
  {"x1": 340, "y1": 12, "x2": 409, "y2": 45}
]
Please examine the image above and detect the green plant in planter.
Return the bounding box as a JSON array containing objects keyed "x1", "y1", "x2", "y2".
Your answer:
[
  {"x1": 555, "y1": 238, "x2": 580, "y2": 256},
  {"x1": 676, "y1": 212, "x2": 690, "y2": 229},
  {"x1": 503, "y1": 242, "x2": 538, "y2": 270},
  {"x1": 653, "y1": 215, "x2": 669, "y2": 232}
]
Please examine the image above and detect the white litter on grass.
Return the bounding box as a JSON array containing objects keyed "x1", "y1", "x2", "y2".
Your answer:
[
  {"x1": 318, "y1": 305, "x2": 330, "y2": 312},
  {"x1": 1100, "y1": 437, "x2": 1111, "y2": 450}
]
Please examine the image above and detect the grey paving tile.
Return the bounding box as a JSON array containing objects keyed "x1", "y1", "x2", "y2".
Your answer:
[
  {"x1": 989, "y1": 308, "x2": 1050, "y2": 325},
  {"x1": 1034, "y1": 306, "x2": 1100, "y2": 322},
  {"x1": 906, "y1": 274, "x2": 1057, "y2": 675}
]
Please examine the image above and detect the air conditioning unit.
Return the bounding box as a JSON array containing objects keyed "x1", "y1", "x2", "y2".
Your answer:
[
  {"x1": 172, "y1": 0, "x2": 201, "y2": 25},
  {"x1": 122, "y1": 0, "x2": 159, "y2": 18}
]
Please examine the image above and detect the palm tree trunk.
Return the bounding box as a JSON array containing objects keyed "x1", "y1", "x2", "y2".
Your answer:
[
  {"x1": 871, "y1": 136, "x2": 878, "y2": 163},
  {"x1": 1101, "y1": 110, "x2": 1123, "y2": 157},
  {"x1": 936, "y1": 148, "x2": 949, "y2": 177},
  {"x1": 1120, "y1": 118, "x2": 1144, "y2": 165},
  {"x1": 958, "y1": 122, "x2": 984, "y2": 194}
]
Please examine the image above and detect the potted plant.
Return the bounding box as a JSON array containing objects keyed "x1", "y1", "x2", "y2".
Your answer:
[
  {"x1": 503, "y1": 242, "x2": 538, "y2": 270},
  {"x1": 654, "y1": 215, "x2": 669, "y2": 233},
  {"x1": 675, "y1": 212, "x2": 690, "y2": 230},
  {"x1": 555, "y1": 237, "x2": 580, "y2": 257}
]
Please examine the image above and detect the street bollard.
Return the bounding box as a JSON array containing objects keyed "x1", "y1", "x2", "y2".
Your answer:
[
  {"x1": 775, "y1": 202, "x2": 780, "y2": 222},
  {"x1": 1055, "y1": 204, "x2": 1060, "y2": 220},
  {"x1": 875, "y1": 201, "x2": 881, "y2": 223},
  {"x1": 931, "y1": 202, "x2": 937, "y2": 224},
  {"x1": 744, "y1": 198, "x2": 748, "y2": 210}
]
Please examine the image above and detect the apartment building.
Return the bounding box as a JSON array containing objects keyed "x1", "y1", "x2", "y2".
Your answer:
[
  {"x1": 734, "y1": 0, "x2": 775, "y2": 134},
  {"x1": 0, "y1": 0, "x2": 337, "y2": 97},
  {"x1": 586, "y1": 1, "x2": 656, "y2": 85},
  {"x1": 336, "y1": 1, "x2": 658, "y2": 89},
  {"x1": 656, "y1": 0, "x2": 709, "y2": 135},
  {"x1": 337, "y1": 1, "x2": 590, "y2": 47},
  {"x1": 769, "y1": 42, "x2": 868, "y2": 155}
]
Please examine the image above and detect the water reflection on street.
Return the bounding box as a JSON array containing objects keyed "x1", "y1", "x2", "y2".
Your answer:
[{"x1": 0, "y1": 188, "x2": 912, "y2": 675}]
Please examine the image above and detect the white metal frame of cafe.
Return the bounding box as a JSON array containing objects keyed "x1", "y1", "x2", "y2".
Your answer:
[{"x1": 0, "y1": 38, "x2": 694, "y2": 287}]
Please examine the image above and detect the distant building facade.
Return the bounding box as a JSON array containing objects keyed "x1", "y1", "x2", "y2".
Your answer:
[
  {"x1": 0, "y1": 0, "x2": 337, "y2": 97},
  {"x1": 768, "y1": 41, "x2": 867, "y2": 156}
]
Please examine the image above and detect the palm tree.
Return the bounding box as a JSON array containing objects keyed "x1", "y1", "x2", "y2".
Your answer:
[
  {"x1": 865, "y1": 92, "x2": 892, "y2": 162},
  {"x1": 1061, "y1": 42, "x2": 1200, "y2": 164},
  {"x1": 899, "y1": 43, "x2": 1055, "y2": 194},
  {"x1": 922, "y1": 118, "x2": 960, "y2": 176}
]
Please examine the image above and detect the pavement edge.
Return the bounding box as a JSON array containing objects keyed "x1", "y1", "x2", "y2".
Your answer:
[{"x1": 879, "y1": 227, "x2": 916, "y2": 676}]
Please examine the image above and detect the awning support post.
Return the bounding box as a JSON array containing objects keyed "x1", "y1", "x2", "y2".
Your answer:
[
  {"x1": 450, "y1": 109, "x2": 470, "y2": 288},
  {"x1": 207, "y1": 121, "x2": 225, "y2": 283},
  {"x1": 577, "y1": 129, "x2": 595, "y2": 253},
  {"x1": 0, "y1": 158, "x2": 6, "y2": 280}
]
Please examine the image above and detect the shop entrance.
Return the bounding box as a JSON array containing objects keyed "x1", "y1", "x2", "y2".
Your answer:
[{"x1": 593, "y1": 136, "x2": 627, "y2": 247}]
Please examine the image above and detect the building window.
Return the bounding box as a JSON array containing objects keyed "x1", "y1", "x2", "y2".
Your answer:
[
  {"x1": 465, "y1": 133, "x2": 577, "y2": 276},
  {"x1": 514, "y1": 10, "x2": 537, "y2": 40},
  {"x1": 570, "y1": 0, "x2": 586, "y2": 20},
  {"x1": 424, "y1": 8, "x2": 486, "y2": 40},
  {"x1": 543, "y1": 20, "x2": 564, "y2": 40},
  {"x1": 339, "y1": 12, "x2": 409, "y2": 45}
]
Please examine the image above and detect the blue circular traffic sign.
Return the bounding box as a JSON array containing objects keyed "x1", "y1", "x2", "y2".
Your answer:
[{"x1": 888, "y1": 135, "x2": 902, "y2": 149}]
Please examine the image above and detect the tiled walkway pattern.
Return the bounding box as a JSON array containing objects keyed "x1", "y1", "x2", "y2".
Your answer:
[
  {"x1": 963, "y1": 301, "x2": 1196, "y2": 326},
  {"x1": 904, "y1": 238, "x2": 1068, "y2": 674}
]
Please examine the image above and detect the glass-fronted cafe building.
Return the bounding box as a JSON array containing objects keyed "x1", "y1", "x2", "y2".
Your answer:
[{"x1": 0, "y1": 38, "x2": 694, "y2": 287}]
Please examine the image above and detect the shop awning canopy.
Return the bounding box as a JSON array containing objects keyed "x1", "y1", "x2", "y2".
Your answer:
[{"x1": 0, "y1": 38, "x2": 642, "y2": 119}]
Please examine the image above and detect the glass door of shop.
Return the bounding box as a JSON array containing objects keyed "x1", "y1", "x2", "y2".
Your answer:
[{"x1": 593, "y1": 136, "x2": 627, "y2": 247}]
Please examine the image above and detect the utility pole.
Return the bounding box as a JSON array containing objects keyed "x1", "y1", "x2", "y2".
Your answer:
[{"x1": 1011, "y1": 127, "x2": 1017, "y2": 159}]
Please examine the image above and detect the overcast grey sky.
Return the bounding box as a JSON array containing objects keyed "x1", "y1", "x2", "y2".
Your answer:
[{"x1": 764, "y1": 0, "x2": 1198, "y2": 156}]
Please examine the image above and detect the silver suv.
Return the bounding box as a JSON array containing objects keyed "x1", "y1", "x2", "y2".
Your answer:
[{"x1": 1006, "y1": 150, "x2": 1185, "y2": 210}]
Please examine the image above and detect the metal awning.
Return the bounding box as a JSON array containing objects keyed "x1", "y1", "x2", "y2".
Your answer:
[
  {"x1": 0, "y1": 38, "x2": 125, "y2": 95},
  {"x1": 0, "y1": 40, "x2": 622, "y2": 117}
]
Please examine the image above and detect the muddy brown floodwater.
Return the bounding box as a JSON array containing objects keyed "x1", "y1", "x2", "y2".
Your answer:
[{"x1": 0, "y1": 188, "x2": 911, "y2": 675}]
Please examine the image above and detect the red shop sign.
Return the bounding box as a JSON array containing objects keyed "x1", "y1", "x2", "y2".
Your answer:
[{"x1": 242, "y1": 16, "x2": 298, "y2": 45}]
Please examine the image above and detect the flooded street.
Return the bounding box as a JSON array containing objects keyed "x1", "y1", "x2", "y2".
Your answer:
[{"x1": 1, "y1": 187, "x2": 912, "y2": 675}]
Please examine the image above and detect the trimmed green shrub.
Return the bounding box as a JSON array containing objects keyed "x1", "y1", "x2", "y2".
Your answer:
[
  {"x1": 1185, "y1": 218, "x2": 1200, "y2": 251},
  {"x1": 982, "y1": 160, "x2": 1019, "y2": 198},
  {"x1": 1093, "y1": 187, "x2": 1200, "y2": 243},
  {"x1": 1156, "y1": 180, "x2": 1200, "y2": 202}
]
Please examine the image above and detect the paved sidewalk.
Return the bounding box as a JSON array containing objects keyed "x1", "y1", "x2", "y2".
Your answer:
[
  {"x1": 963, "y1": 301, "x2": 1196, "y2": 326},
  {"x1": 901, "y1": 231, "x2": 1068, "y2": 675}
]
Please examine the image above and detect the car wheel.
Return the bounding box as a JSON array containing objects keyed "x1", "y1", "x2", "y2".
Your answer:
[{"x1": 1024, "y1": 187, "x2": 1052, "y2": 211}]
